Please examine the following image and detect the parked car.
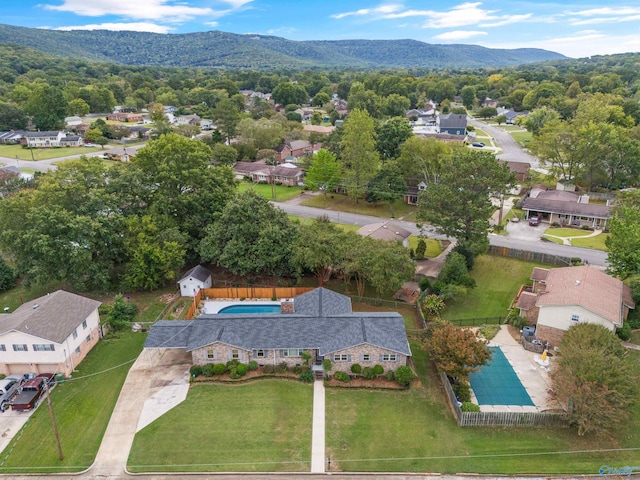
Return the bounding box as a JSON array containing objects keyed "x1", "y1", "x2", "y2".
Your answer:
[
  {"x1": 11, "y1": 373, "x2": 55, "y2": 411},
  {"x1": 0, "y1": 375, "x2": 24, "y2": 406},
  {"x1": 529, "y1": 216, "x2": 540, "y2": 226},
  {"x1": 471, "y1": 142, "x2": 485, "y2": 147},
  {"x1": 84, "y1": 143, "x2": 98, "y2": 147}
]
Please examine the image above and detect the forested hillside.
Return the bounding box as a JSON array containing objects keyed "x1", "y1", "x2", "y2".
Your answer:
[{"x1": 0, "y1": 24, "x2": 564, "y2": 69}]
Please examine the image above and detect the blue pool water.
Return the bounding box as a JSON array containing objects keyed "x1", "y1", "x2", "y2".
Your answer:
[
  {"x1": 218, "y1": 304, "x2": 282, "y2": 314},
  {"x1": 469, "y1": 347, "x2": 534, "y2": 406}
]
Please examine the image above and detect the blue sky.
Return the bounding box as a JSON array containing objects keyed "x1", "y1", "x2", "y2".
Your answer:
[{"x1": 4, "y1": 0, "x2": 640, "y2": 58}]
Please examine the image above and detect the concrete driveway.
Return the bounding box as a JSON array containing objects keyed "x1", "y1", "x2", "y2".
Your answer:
[
  {"x1": 0, "y1": 407, "x2": 34, "y2": 455},
  {"x1": 505, "y1": 218, "x2": 546, "y2": 241}
]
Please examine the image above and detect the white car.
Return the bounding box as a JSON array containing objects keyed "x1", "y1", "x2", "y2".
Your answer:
[{"x1": 84, "y1": 143, "x2": 98, "y2": 147}]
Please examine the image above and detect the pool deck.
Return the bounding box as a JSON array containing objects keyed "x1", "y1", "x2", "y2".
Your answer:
[
  {"x1": 201, "y1": 300, "x2": 281, "y2": 314},
  {"x1": 476, "y1": 325, "x2": 559, "y2": 413}
]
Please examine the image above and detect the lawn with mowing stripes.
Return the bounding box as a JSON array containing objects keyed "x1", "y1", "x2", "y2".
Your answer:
[
  {"x1": 237, "y1": 181, "x2": 304, "y2": 202},
  {"x1": 128, "y1": 380, "x2": 313, "y2": 472},
  {"x1": 0, "y1": 332, "x2": 146, "y2": 473}
]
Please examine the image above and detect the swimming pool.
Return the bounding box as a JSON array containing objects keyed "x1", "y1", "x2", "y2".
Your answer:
[
  {"x1": 218, "y1": 304, "x2": 282, "y2": 314},
  {"x1": 469, "y1": 347, "x2": 534, "y2": 406}
]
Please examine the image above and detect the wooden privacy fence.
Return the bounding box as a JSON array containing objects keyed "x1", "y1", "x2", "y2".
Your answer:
[
  {"x1": 440, "y1": 373, "x2": 566, "y2": 427},
  {"x1": 488, "y1": 245, "x2": 572, "y2": 266},
  {"x1": 201, "y1": 286, "x2": 313, "y2": 299}
]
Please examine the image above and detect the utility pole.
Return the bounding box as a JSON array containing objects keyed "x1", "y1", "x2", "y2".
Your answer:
[{"x1": 44, "y1": 381, "x2": 64, "y2": 460}]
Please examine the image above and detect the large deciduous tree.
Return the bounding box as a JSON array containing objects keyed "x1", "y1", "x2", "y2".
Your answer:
[
  {"x1": 340, "y1": 109, "x2": 381, "y2": 203},
  {"x1": 304, "y1": 149, "x2": 342, "y2": 199},
  {"x1": 26, "y1": 85, "x2": 68, "y2": 131},
  {"x1": 424, "y1": 322, "x2": 492, "y2": 382},
  {"x1": 213, "y1": 97, "x2": 241, "y2": 144},
  {"x1": 551, "y1": 323, "x2": 638, "y2": 436},
  {"x1": 272, "y1": 82, "x2": 308, "y2": 106},
  {"x1": 397, "y1": 136, "x2": 449, "y2": 185},
  {"x1": 417, "y1": 150, "x2": 514, "y2": 255},
  {"x1": 365, "y1": 161, "x2": 407, "y2": 217},
  {"x1": 199, "y1": 190, "x2": 298, "y2": 277},
  {"x1": 375, "y1": 116, "x2": 413, "y2": 161},
  {"x1": 606, "y1": 190, "x2": 640, "y2": 279}
]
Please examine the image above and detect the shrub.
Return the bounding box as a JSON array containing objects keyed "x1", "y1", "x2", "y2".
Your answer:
[
  {"x1": 394, "y1": 366, "x2": 415, "y2": 386},
  {"x1": 479, "y1": 324, "x2": 500, "y2": 341},
  {"x1": 229, "y1": 367, "x2": 241, "y2": 379},
  {"x1": 452, "y1": 243, "x2": 475, "y2": 270},
  {"x1": 213, "y1": 363, "x2": 227, "y2": 375},
  {"x1": 248, "y1": 360, "x2": 258, "y2": 371},
  {"x1": 570, "y1": 257, "x2": 583, "y2": 266},
  {"x1": 263, "y1": 364, "x2": 276, "y2": 374},
  {"x1": 581, "y1": 224, "x2": 591, "y2": 230},
  {"x1": 271, "y1": 296, "x2": 278, "y2": 301},
  {"x1": 616, "y1": 322, "x2": 632, "y2": 341},
  {"x1": 277, "y1": 362, "x2": 288, "y2": 373},
  {"x1": 550, "y1": 222, "x2": 561, "y2": 228},
  {"x1": 104, "y1": 294, "x2": 138, "y2": 332},
  {"x1": 362, "y1": 367, "x2": 376, "y2": 380},
  {"x1": 226, "y1": 359, "x2": 240, "y2": 368},
  {"x1": 202, "y1": 363, "x2": 217, "y2": 377},
  {"x1": 454, "y1": 382, "x2": 472, "y2": 402},
  {"x1": 385, "y1": 370, "x2": 395, "y2": 381},
  {"x1": 334, "y1": 371, "x2": 350, "y2": 383},
  {"x1": 300, "y1": 370, "x2": 314, "y2": 383},
  {"x1": 189, "y1": 365, "x2": 203, "y2": 377},
  {"x1": 293, "y1": 365, "x2": 303, "y2": 374},
  {"x1": 373, "y1": 364, "x2": 384, "y2": 375},
  {"x1": 461, "y1": 402, "x2": 481, "y2": 412},
  {"x1": 236, "y1": 363, "x2": 248, "y2": 376},
  {"x1": 350, "y1": 364, "x2": 362, "y2": 374},
  {"x1": 419, "y1": 277, "x2": 431, "y2": 292},
  {"x1": 301, "y1": 351, "x2": 312, "y2": 366},
  {"x1": 416, "y1": 238, "x2": 427, "y2": 259},
  {"x1": 322, "y1": 359, "x2": 332, "y2": 371}
]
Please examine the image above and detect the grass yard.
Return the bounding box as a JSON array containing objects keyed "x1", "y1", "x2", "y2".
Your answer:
[
  {"x1": 631, "y1": 330, "x2": 640, "y2": 345},
  {"x1": 542, "y1": 228, "x2": 609, "y2": 251},
  {"x1": 325, "y1": 345, "x2": 640, "y2": 474},
  {"x1": 287, "y1": 215, "x2": 361, "y2": 233},
  {"x1": 441, "y1": 255, "x2": 545, "y2": 322},
  {"x1": 543, "y1": 227, "x2": 592, "y2": 238},
  {"x1": 128, "y1": 380, "x2": 313, "y2": 472},
  {"x1": 509, "y1": 130, "x2": 532, "y2": 146},
  {"x1": 0, "y1": 144, "x2": 101, "y2": 161},
  {"x1": 0, "y1": 331, "x2": 146, "y2": 473},
  {"x1": 408, "y1": 236, "x2": 444, "y2": 258},
  {"x1": 237, "y1": 181, "x2": 304, "y2": 202},
  {"x1": 0, "y1": 280, "x2": 68, "y2": 312},
  {"x1": 302, "y1": 193, "x2": 416, "y2": 219},
  {"x1": 570, "y1": 233, "x2": 609, "y2": 250}
]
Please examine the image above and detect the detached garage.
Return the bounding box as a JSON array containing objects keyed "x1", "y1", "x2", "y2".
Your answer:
[{"x1": 178, "y1": 265, "x2": 212, "y2": 297}]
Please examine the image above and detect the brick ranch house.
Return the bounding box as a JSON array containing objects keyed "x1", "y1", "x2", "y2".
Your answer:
[
  {"x1": 144, "y1": 288, "x2": 411, "y2": 374},
  {"x1": 516, "y1": 266, "x2": 634, "y2": 347}
]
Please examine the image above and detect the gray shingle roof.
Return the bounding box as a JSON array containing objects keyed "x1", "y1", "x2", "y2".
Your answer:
[
  {"x1": 22, "y1": 131, "x2": 63, "y2": 137},
  {"x1": 0, "y1": 290, "x2": 101, "y2": 343},
  {"x1": 294, "y1": 288, "x2": 352, "y2": 316},
  {"x1": 145, "y1": 314, "x2": 410, "y2": 356},
  {"x1": 179, "y1": 265, "x2": 211, "y2": 284}
]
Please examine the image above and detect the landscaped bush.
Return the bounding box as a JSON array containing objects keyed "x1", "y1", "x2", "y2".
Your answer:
[
  {"x1": 362, "y1": 367, "x2": 376, "y2": 380},
  {"x1": 416, "y1": 238, "x2": 427, "y2": 259},
  {"x1": 190, "y1": 365, "x2": 203, "y2": 377},
  {"x1": 236, "y1": 363, "x2": 248, "y2": 376},
  {"x1": 334, "y1": 371, "x2": 350, "y2": 383},
  {"x1": 277, "y1": 362, "x2": 288, "y2": 373},
  {"x1": 454, "y1": 381, "x2": 472, "y2": 402},
  {"x1": 616, "y1": 322, "x2": 632, "y2": 341},
  {"x1": 262, "y1": 364, "x2": 276, "y2": 374},
  {"x1": 248, "y1": 360, "x2": 258, "y2": 371},
  {"x1": 385, "y1": 370, "x2": 395, "y2": 381},
  {"x1": 461, "y1": 402, "x2": 481, "y2": 412},
  {"x1": 570, "y1": 257, "x2": 583, "y2": 266},
  {"x1": 419, "y1": 277, "x2": 431, "y2": 292},
  {"x1": 550, "y1": 222, "x2": 561, "y2": 228},
  {"x1": 479, "y1": 324, "x2": 500, "y2": 341},
  {"x1": 350, "y1": 364, "x2": 362, "y2": 374},
  {"x1": 202, "y1": 363, "x2": 217, "y2": 377},
  {"x1": 293, "y1": 365, "x2": 303, "y2": 374},
  {"x1": 394, "y1": 366, "x2": 415, "y2": 386},
  {"x1": 229, "y1": 367, "x2": 241, "y2": 379},
  {"x1": 322, "y1": 359, "x2": 332, "y2": 371},
  {"x1": 213, "y1": 363, "x2": 227, "y2": 375},
  {"x1": 299, "y1": 370, "x2": 314, "y2": 383},
  {"x1": 373, "y1": 364, "x2": 384, "y2": 375},
  {"x1": 226, "y1": 359, "x2": 240, "y2": 368}
]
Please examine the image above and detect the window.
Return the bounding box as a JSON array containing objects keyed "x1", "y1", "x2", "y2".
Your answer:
[
  {"x1": 334, "y1": 354, "x2": 348, "y2": 361},
  {"x1": 86, "y1": 335, "x2": 91, "y2": 343},
  {"x1": 382, "y1": 354, "x2": 397, "y2": 361},
  {"x1": 231, "y1": 349, "x2": 239, "y2": 360},
  {"x1": 33, "y1": 344, "x2": 55, "y2": 351},
  {"x1": 256, "y1": 349, "x2": 265, "y2": 358},
  {"x1": 283, "y1": 349, "x2": 301, "y2": 357},
  {"x1": 207, "y1": 349, "x2": 215, "y2": 360},
  {"x1": 75, "y1": 346, "x2": 81, "y2": 354},
  {"x1": 72, "y1": 329, "x2": 78, "y2": 340},
  {"x1": 12, "y1": 344, "x2": 28, "y2": 352},
  {"x1": 0, "y1": 344, "x2": 5, "y2": 351},
  {"x1": 571, "y1": 314, "x2": 580, "y2": 322},
  {"x1": 82, "y1": 320, "x2": 88, "y2": 329},
  {"x1": 362, "y1": 354, "x2": 371, "y2": 362}
]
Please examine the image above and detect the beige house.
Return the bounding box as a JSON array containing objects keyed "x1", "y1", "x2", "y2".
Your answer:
[
  {"x1": 516, "y1": 266, "x2": 634, "y2": 346},
  {"x1": 0, "y1": 291, "x2": 102, "y2": 377},
  {"x1": 145, "y1": 288, "x2": 411, "y2": 375}
]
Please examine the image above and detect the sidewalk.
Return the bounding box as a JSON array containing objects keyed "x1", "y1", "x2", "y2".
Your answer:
[{"x1": 310, "y1": 379, "x2": 326, "y2": 473}]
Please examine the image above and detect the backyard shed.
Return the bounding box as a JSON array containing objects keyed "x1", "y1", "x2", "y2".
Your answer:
[{"x1": 178, "y1": 265, "x2": 212, "y2": 297}]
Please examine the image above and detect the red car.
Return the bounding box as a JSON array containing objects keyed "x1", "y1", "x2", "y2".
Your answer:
[{"x1": 528, "y1": 216, "x2": 540, "y2": 226}]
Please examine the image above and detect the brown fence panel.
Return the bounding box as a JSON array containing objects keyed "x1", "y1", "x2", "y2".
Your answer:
[
  {"x1": 199, "y1": 287, "x2": 313, "y2": 300},
  {"x1": 488, "y1": 245, "x2": 572, "y2": 266}
]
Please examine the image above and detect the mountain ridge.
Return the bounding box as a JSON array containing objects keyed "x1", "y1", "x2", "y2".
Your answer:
[{"x1": 0, "y1": 23, "x2": 566, "y2": 70}]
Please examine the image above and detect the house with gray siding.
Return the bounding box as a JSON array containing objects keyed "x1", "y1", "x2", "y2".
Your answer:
[{"x1": 144, "y1": 288, "x2": 411, "y2": 374}]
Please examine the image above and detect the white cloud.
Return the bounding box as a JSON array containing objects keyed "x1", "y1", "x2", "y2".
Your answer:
[
  {"x1": 41, "y1": 0, "x2": 250, "y2": 22},
  {"x1": 434, "y1": 30, "x2": 487, "y2": 40},
  {"x1": 49, "y1": 22, "x2": 173, "y2": 33},
  {"x1": 204, "y1": 21, "x2": 219, "y2": 28},
  {"x1": 266, "y1": 27, "x2": 298, "y2": 36},
  {"x1": 567, "y1": 6, "x2": 640, "y2": 17},
  {"x1": 331, "y1": 4, "x2": 403, "y2": 20}
]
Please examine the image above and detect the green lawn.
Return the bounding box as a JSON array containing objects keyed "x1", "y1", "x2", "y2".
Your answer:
[
  {"x1": 631, "y1": 330, "x2": 640, "y2": 345},
  {"x1": 238, "y1": 181, "x2": 304, "y2": 202},
  {"x1": 302, "y1": 193, "x2": 416, "y2": 219},
  {"x1": 0, "y1": 280, "x2": 68, "y2": 312},
  {"x1": 128, "y1": 380, "x2": 313, "y2": 472},
  {"x1": 441, "y1": 255, "x2": 544, "y2": 322},
  {"x1": 408, "y1": 236, "x2": 443, "y2": 258},
  {"x1": 288, "y1": 215, "x2": 360, "y2": 233},
  {"x1": 325, "y1": 345, "x2": 640, "y2": 474},
  {"x1": 0, "y1": 332, "x2": 146, "y2": 473},
  {"x1": 510, "y1": 130, "x2": 532, "y2": 146},
  {"x1": 544, "y1": 227, "x2": 593, "y2": 238},
  {"x1": 570, "y1": 233, "x2": 609, "y2": 250},
  {"x1": 542, "y1": 228, "x2": 609, "y2": 251},
  {"x1": 0, "y1": 144, "x2": 102, "y2": 161}
]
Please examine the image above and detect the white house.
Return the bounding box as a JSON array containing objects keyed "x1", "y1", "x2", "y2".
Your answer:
[
  {"x1": 22, "y1": 131, "x2": 65, "y2": 148},
  {"x1": 64, "y1": 116, "x2": 83, "y2": 127},
  {"x1": 178, "y1": 265, "x2": 212, "y2": 297},
  {"x1": 0, "y1": 291, "x2": 102, "y2": 377}
]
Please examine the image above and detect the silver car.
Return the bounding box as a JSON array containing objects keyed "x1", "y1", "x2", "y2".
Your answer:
[{"x1": 0, "y1": 375, "x2": 25, "y2": 405}]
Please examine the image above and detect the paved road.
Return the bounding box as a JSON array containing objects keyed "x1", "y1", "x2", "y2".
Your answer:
[
  {"x1": 467, "y1": 117, "x2": 540, "y2": 169},
  {"x1": 274, "y1": 202, "x2": 608, "y2": 267}
]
